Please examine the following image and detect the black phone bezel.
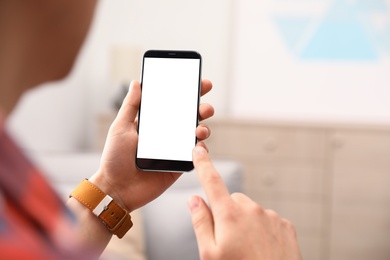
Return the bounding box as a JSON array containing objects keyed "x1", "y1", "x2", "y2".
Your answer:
[{"x1": 135, "y1": 50, "x2": 202, "y2": 172}]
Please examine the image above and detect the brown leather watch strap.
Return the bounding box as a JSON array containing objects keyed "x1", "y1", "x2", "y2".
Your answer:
[{"x1": 70, "y1": 179, "x2": 133, "y2": 238}]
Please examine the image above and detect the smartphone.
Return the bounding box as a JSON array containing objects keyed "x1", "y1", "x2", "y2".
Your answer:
[{"x1": 136, "y1": 50, "x2": 202, "y2": 172}]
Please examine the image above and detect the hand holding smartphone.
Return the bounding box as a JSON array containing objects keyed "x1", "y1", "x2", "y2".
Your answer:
[{"x1": 136, "y1": 50, "x2": 202, "y2": 172}]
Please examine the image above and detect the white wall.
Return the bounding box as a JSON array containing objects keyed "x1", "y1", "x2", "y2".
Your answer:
[
  {"x1": 7, "y1": 0, "x2": 234, "y2": 151},
  {"x1": 7, "y1": 0, "x2": 390, "y2": 152},
  {"x1": 6, "y1": 58, "x2": 90, "y2": 151},
  {"x1": 231, "y1": 0, "x2": 390, "y2": 125}
]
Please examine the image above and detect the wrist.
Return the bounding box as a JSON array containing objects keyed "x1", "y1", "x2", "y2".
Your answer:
[
  {"x1": 88, "y1": 171, "x2": 128, "y2": 212},
  {"x1": 69, "y1": 179, "x2": 133, "y2": 239},
  {"x1": 66, "y1": 196, "x2": 112, "y2": 254}
]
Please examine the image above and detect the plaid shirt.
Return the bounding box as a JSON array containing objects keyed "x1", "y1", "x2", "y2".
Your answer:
[{"x1": 0, "y1": 113, "x2": 97, "y2": 259}]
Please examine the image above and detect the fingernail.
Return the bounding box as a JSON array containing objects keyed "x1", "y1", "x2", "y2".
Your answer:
[
  {"x1": 194, "y1": 145, "x2": 207, "y2": 155},
  {"x1": 188, "y1": 196, "x2": 201, "y2": 213}
]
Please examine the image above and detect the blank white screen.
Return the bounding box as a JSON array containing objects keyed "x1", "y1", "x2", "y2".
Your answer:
[{"x1": 137, "y1": 57, "x2": 200, "y2": 161}]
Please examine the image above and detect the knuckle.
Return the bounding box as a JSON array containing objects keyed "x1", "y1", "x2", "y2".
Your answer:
[
  {"x1": 250, "y1": 203, "x2": 266, "y2": 218},
  {"x1": 230, "y1": 192, "x2": 245, "y2": 200},
  {"x1": 217, "y1": 202, "x2": 240, "y2": 223},
  {"x1": 202, "y1": 169, "x2": 222, "y2": 184},
  {"x1": 266, "y1": 209, "x2": 280, "y2": 219},
  {"x1": 219, "y1": 208, "x2": 235, "y2": 222},
  {"x1": 231, "y1": 193, "x2": 264, "y2": 212},
  {"x1": 282, "y1": 218, "x2": 298, "y2": 235}
]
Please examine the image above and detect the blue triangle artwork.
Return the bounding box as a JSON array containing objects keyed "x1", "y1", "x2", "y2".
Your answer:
[{"x1": 274, "y1": 0, "x2": 390, "y2": 61}]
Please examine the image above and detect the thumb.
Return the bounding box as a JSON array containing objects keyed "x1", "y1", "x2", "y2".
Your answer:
[
  {"x1": 188, "y1": 196, "x2": 215, "y2": 249},
  {"x1": 116, "y1": 80, "x2": 141, "y2": 124}
]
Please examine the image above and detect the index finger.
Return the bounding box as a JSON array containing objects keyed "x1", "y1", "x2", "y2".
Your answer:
[{"x1": 192, "y1": 143, "x2": 231, "y2": 207}]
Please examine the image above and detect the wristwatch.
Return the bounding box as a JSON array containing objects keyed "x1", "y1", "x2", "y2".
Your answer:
[{"x1": 70, "y1": 179, "x2": 133, "y2": 238}]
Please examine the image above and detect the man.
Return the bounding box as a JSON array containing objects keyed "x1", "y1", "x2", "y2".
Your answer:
[{"x1": 0, "y1": 0, "x2": 301, "y2": 259}]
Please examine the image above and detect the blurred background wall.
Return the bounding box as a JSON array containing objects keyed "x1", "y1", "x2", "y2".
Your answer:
[
  {"x1": 232, "y1": 0, "x2": 390, "y2": 123},
  {"x1": 7, "y1": 0, "x2": 390, "y2": 151},
  {"x1": 5, "y1": 1, "x2": 390, "y2": 259},
  {"x1": 6, "y1": 0, "x2": 234, "y2": 151}
]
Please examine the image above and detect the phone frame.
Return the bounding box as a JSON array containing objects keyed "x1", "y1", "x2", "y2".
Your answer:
[{"x1": 136, "y1": 50, "x2": 202, "y2": 172}]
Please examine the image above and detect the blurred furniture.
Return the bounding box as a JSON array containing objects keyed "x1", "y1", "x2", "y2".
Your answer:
[
  {"x1": 206, "y1": 118, "x2": 390, "y2": 260},
  {"x1": 30, "y1": 151, "x2": 242, "y2": 260}
]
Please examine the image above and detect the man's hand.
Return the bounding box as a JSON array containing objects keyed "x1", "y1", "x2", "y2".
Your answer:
[
  {"x1": 89, "y1": 80, "x2": 214, "y2": 212},
  {"x1": 189, "y1": 143, "x2": 302, "y2": 260}
]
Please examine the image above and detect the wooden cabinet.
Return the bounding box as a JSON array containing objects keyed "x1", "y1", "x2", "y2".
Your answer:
[
  {"x1": 206, "y1": 120, "x2": 328, "y2": 260},
  {"x1": 206, "y1": 119, "x2": 390, "y2": 260},
  {"x1": 328, "y1": 130, "x2": 390, "y2": 260}
]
